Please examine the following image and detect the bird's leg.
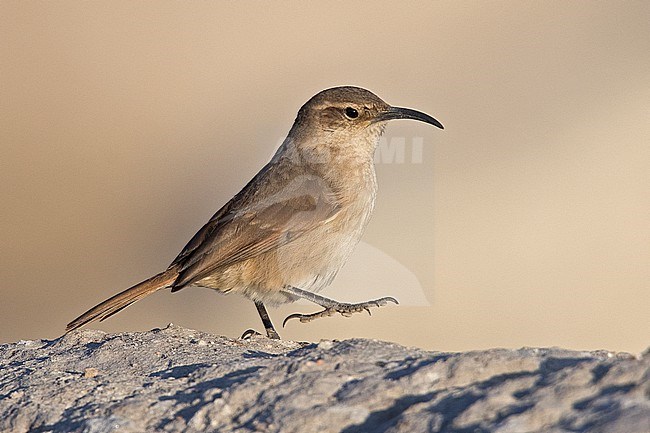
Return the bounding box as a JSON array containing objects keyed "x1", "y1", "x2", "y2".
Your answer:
[
  {"x1": 241, "y1": 301, "x2": 281, "y2": 339},
  {"x1": 256, "y1": 301, "x2": 281, "y2": 339},
  {"x1": 281, "y1": 286, "x2": 398, "y2": 326}
]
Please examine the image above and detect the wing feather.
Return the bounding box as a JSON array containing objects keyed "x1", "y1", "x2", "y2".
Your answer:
[{"x1": 171, "y1": 166, "x2": 341, "y2": 288}]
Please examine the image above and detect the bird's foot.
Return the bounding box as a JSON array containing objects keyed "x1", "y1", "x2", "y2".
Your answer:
[
  {"x1": 240, "y1": 329, "x2": 261, "y2": 339},
  {"x1": 282, "y1": 296, "x2": 398, "y2": 326},
  {"x1": 240, "y1": 328, "x2": 281, "y2": 340}
]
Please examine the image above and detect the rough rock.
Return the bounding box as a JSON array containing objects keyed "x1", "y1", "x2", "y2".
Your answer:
[{"x1": 1, "y1": 324, "x2": 648, "y2": 433}]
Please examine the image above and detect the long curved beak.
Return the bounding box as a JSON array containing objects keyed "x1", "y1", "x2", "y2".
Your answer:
[{"x1": 377, "y1": 106, "x2": 444, "y2": 129}]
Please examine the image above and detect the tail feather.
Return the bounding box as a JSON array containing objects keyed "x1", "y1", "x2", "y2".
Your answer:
[{"x1": 65, "y1": 267, "x2": 180, "y2": 333}]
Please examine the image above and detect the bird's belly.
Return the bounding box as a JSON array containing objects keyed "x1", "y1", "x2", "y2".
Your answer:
[{"x1": 196, "y1": 198, "x2": 374, "y2": 305}]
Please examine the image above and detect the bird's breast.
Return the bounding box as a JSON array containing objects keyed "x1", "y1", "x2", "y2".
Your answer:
[
  {"x1": 277, "y1": 164, "x2": 378, "y2": 291},
  {"x1": 197, "y1": 162, "x2": 378, "y2": 303}
]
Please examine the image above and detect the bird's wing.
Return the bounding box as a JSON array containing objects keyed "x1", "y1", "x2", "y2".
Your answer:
[{"x1": 170, "y1": 169, "x2": 342, "y2": 288}]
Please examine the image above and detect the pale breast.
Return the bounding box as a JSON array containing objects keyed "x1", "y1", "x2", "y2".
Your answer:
[
  {"x1": 268, "y1": 164, "x2": 378, "y2": 294},
  {"x1": 196, "y1": 161, "x2": 378, "y2": 304}
]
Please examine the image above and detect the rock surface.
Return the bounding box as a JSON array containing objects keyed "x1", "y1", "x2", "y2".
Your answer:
[{"x1": 1, "y1": 324, "x2": 648, "y2": 433}]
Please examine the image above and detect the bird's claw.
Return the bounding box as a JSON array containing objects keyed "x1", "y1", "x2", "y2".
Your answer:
[
  {"x1": 282, "y1": 296, "x2": 398, "y2": 327},
  {"x1": 240, "y1": 329, "x2": 262, "y2": 339},
  {"x1": 240, "y1": 328, "x2": 281, "y2": 340}
]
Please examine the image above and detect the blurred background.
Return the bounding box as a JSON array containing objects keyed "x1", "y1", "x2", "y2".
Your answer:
[{"x1": 1, "y1": 1, "x2": 648, "y2": 353}]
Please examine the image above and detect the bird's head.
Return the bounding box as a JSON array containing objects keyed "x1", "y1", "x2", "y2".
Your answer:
[{"x1": 289, "y1": 86, "x2": 443, "y2": 162}]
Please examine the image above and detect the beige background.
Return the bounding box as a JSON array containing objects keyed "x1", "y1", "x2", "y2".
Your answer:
[{"x1": 1, "y1": 1, "x2": 648, "y2": 353}]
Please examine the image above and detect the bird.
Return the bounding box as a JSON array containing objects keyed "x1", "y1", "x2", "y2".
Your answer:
[{"x1": 66, "y1": 86, "x2": 444, "y2": 339}]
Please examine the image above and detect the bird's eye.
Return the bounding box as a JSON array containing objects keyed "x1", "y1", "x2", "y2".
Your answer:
[{"x1": 344, "y1": 107, "x2": 359, "y2": 119}]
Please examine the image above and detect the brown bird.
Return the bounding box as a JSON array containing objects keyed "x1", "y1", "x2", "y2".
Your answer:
[{"x1": 66, "y1": 86, "x2": 443, "y2": 339}]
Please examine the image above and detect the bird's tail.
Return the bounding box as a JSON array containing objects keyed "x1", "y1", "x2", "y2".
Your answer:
[{"x1": 65, "y1": 266, "x2": 180, "y2": 333}]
